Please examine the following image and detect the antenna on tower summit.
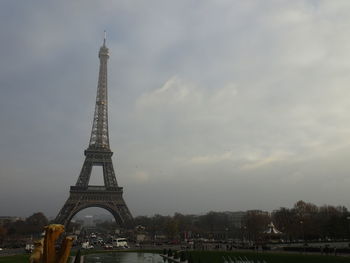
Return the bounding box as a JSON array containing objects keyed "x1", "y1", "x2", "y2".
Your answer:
[{"x1": 103, "y1": 30, "x2": 107, "y2": 46}]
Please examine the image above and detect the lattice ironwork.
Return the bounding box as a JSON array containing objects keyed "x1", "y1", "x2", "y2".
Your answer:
[
  {"x1": 89, "y1": 40, "x2": 110, "y2": 149},
  {"x1": 55, "y1": 35, "x2": 133, "y2": 227}
]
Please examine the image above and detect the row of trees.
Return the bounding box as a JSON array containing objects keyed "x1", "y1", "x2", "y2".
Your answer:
[
  {"x1": 134, "y1": 211, "x2": 236, "y2": 240},
  {"x1": 134, "y1": 201, "x2": 350, "y2": 242},
  {"x1": 0, "y1": 212, "x2": 48, "y2": 245},
  {"x1": 0, "y1": 212, "x2": 48, "y2": 238},
  {"x1": 1, "y1": 200, "x2": 350, "y2": 244},
  {"x1": 272, "y1": 200, "x2": 350, "y2": 241}
]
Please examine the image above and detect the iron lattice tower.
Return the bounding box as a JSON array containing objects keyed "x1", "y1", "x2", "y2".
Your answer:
[{"x1": 55, "y1": 36, "x2": 133, "y2": 227}]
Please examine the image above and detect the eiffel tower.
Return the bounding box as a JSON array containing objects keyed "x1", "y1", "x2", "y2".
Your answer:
[{"x1": 55, "y1": 35, "x2": 133, "y2": 227}]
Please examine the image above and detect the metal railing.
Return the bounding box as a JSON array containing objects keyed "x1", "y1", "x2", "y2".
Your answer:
[{"x1": 223, "y1": 256, "x2": 267, "y2": 263}]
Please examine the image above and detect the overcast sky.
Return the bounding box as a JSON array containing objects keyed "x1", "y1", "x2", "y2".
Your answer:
[{"x1": 2, "y1": 0, "x2": 350, "y2": 218}]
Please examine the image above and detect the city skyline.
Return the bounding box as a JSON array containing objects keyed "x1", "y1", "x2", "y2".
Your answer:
[{"x1": 1, "y1": 1, "x2": 350, "y2": 218}]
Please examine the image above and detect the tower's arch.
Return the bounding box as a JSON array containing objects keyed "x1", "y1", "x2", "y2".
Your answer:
[{"x1": 66, "y1": 204, "x2": 125, "y2": 228}]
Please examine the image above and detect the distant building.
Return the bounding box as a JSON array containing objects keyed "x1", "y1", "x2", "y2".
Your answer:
[
  {"x1": 134, "y1": 225, "x2": 150, "y2": 242},
  {"x1": 84, "y1": 215, "x2": 94, "y2": 226},
  {"x1": 224, "y1": 211, "x2": 246, "y2": 228},
  {"x1": 231, "y1": 211, "x2": 246, "y2": 228},
  {"x1": 246, "y1": 210, "x2": 269, "y2": 216},
  {"x1": 0, "y1": 216, "x2": 22, "y2": 225}
]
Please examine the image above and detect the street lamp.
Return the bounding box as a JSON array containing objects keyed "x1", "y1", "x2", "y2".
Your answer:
[
  {"x1": 300, "y1": 220, "x2": 306, "y2": 254},
  {"x1": 300, "y1": 220, "x2": 304, "y2": 242},
  {"x1": 241, "y1": 226, "x2": 247, "y2": 247},
  {"x1": 346, "y1": 216, "x2": 350, "y2": 242}
]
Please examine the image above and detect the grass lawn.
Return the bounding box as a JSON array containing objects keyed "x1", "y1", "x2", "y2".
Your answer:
[
  {"x1": 0, "y1": 254, "x2": 29, "y2": 263},
  {"x1": 189, "y1": 250, "x2": 350, "y2": 263},
  {"x1": 3, "y1": 250, "x2": 350, "y2": 263},
  {"x1": 76, "y1": 248, "x2": 162, "y2": 255}
]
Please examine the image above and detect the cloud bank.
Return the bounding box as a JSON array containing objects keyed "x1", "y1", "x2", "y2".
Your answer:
[{"x1": 1, "y1": 1, "x2": 350, "y2": 217}]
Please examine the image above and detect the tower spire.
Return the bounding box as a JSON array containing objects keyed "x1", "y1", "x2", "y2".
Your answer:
[
  {"x1": 103, "y1": 30, "x2": 107, "y2": 47},
  {"x1": 89, "y1": 33, "x2": 110, "y2": 149}
]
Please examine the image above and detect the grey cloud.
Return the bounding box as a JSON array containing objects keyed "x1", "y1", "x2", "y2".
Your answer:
[{"x1": 1, "y1": 1, "x2": 350, "y2": 217}]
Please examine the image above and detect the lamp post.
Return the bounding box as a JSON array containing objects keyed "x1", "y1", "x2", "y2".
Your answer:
[
  {"x1": 241, "y1": 226, "x2": 246, "y2": 247},
  {"x1": 300, "y1": 220, "x2": 304, "y2": 242},
  {"x1": 346, "y1": 216, "x2": 350, "y2": 243},
  {"x1": 300, "y1": 220, "x2": 306, "y2": 254}
]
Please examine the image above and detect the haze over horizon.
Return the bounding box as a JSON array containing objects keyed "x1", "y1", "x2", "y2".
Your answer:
[{"x1": 1, "y1": 1, "x2": 350, "y2": 218}]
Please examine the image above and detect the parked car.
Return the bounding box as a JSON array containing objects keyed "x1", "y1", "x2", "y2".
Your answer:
[
  {"x1": 112, "y1": 238, "x2": 128, "y2": 248},
  {"x1": 104, "y1": 243, "x2": 113, "y2": 249},
  {"x1": 25, "y1": 244, "x2": 34, "y2": 253},
  {"x1": 81, "y1": 242, "x2": 94, "y2": 249}
]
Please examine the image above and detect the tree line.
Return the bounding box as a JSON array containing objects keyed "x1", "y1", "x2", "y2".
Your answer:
[
  {"x1": 272, "y1": 200, "x2": 349, "y2": 241},
  {"x1": 134, "y1": 200, "x2": 350, "y2": 242},
  {"x1": 1, "y1": 200, "x2": 350, "y2": 245}
]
